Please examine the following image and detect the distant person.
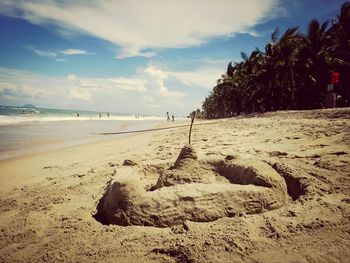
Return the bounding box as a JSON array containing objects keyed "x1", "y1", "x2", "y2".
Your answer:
[
  {"x1": 99, "y1": 112, "x2": 101, "y2": 118},
  {"x1": 172, "y1": 114, "x2": 174, "y2": 122},
  {"x1": 77, "y1": 112, "x2": 80, "y2": 117},
  {"x1": 166, "y1": 112, "x2": 170, "y2": 122},
  {"x1": 107, "y1": 112, "x2": 110, "y2": 117}
]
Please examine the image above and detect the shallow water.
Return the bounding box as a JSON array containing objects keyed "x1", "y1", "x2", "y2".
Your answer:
[{"x1": 0, "y1": 118, "x2": 163, "y2": 160}]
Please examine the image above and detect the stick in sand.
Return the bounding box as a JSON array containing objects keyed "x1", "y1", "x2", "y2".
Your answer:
[{"x1": 189, "y1": 111, "x2": 196, "y2": 145}]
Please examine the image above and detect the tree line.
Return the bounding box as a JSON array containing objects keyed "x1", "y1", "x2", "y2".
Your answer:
[{"x1": 202, "y1": 2, "x2": 350, "y2": 119}]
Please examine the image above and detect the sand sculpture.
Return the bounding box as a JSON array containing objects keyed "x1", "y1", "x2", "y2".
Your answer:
[{"x1": 96, "y1": 145, "x2": 288, "y2": 227}]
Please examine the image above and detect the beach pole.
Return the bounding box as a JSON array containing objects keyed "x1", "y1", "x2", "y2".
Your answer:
[{"x1": 189, "y1": 111, "x2": 196, "y2": 145}]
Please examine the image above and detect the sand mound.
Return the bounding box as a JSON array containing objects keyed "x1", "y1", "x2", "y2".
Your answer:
[
  {"x1": 95, "y1": 145, "x2": 288, "y2": 227},
  {"x1": 155, "y1": 145, "x2": 219, "y2": 188}
]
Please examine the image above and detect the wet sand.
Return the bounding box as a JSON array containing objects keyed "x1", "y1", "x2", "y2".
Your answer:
[
  {"x1": 0, "y1": 108, "x2": 349, "y2": 262},
  {"x1": 0, "y1": 119, "x2": 163, "y2": 161}
]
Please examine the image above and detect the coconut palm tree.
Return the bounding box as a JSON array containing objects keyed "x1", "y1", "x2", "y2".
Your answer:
[
  {"x1": 201, "y1": 2, "x2": 350, "y2": 119},
  {"x1": 328, "y1": 2, "x2": 350, "y2": 105},
  {"x1": 294, "y1": 19, "x2": 331, "y2": 108}
]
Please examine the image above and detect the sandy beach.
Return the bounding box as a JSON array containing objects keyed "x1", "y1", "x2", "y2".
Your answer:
[{"x1": 1, "y1": 108, "x2": 350, "y2": 262}]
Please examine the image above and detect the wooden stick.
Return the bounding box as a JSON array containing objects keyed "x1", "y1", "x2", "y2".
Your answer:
[{"x1": 189, "y1": 111, "x2": 196, "y2": 145}]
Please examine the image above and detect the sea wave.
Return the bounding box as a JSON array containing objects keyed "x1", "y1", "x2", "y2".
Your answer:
[{"x1": 0, "y1": 115, "x2": 165, "y2": 125}]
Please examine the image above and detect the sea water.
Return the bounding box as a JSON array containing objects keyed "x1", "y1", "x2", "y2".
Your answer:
[{"x1": 0, "y1": 105, "x2": 165, "y2": 160}]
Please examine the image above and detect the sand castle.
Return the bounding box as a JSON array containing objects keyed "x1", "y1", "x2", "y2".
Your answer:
[{"x1": 96, "y1": 145, "x2": 288, "y2": 227}]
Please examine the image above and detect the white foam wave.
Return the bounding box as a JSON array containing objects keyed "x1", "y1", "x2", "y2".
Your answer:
[{"x1": 0, "y1": 115, "x2": 165, "y2": 125}]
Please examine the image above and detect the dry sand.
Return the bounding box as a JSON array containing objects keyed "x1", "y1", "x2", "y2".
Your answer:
[{"x1": 0, "y1": 108, "x2": 350, "y2": 262}]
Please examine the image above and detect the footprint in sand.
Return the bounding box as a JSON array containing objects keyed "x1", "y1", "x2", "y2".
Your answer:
[{"x1": 42, "y1": 165, "x2": 61, "y2": 170}]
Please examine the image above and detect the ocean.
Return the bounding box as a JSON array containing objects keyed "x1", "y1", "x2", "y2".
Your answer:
[{"x1": 0, "y1": 105, "x2": 165, "y2": 160}]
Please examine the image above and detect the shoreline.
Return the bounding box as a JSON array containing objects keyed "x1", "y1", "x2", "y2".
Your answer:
[
  {"x1": 0, "y1": 108, "x2": 349, "y2": 262},
  {"x1": 0, "y1": 119, "x2": 179, "y2": 161},
  {"x1": 0, "y1": 119, "x2": 191, "y2": 191}
]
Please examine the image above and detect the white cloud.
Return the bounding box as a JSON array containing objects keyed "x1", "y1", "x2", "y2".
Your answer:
[
  {"x1": 245, "y1": 30, "x2": 263, "y2": 37},
  {"x1": 0, "y1": 67, "x2": 149, "y2": 109},
  {"x1": 67, "y1": 74, "x2": 77, "y2": 81},
  {"x1": 144, "y1": 66, "x2": 187, "y2": 98},
  {"x1": 25, "y1": 46, "x2": 89, "y2": 60},
  {"x1": 2, "y1": 0, "x2": 280, "y2": 58},
  {"x1": 25, "y1": 46, "x2": 57, "y2": 58},
  {"x1": 78, "y1": 77, "x2": 147, "y2": 92},
  {"x1": 167, "y1": 68, "x2": 223, "y2": 90},
  {"x1": 144, "y1": 95, "x2": 154, "y2": 103},
  {"x1": 56, "y1": 58, "x2": 68, "y2": 62},
  {"x1": 0, "y1": 65, "x2": 220, "y2": 115},
  {"x1": 149, "y1": 58, "x2": 226, "y2": 89},
  {"x1": 0, "y1": 80, "x2": 45, "y2": 101},
  {"x1": 115, "y1": 47, "x2": 157, "y2": 59},
  {"x1": 69, "y1": 86, "x2": 91, "y2": 101},
  {"x1": 59, "y1": 49, "x2": 88, "y2": 55}
]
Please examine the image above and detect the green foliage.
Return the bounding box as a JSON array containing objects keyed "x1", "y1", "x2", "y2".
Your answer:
[{"x1": 202, "y1": 2, "x2": 350, "y2": 118}]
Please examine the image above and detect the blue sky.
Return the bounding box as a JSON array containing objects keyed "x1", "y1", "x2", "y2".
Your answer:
[{"x1": 0, "y1": 0, "x2": 346, "y2": 116}]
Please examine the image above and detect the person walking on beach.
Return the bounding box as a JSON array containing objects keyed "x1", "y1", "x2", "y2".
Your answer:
[
  {"x1": 99, "y1": 112, "x2": 101, "y2": 118},
  {"x1": 172, "y1": 114, "x2": 174, "y2": 122},
  {"x1": 166, "y1": 112, "x2": 170, "y2": 122},
  {"x1": 107, "y1": 112, "x2": 110, "y2": 117},
  {"x1": 77, "y1": 112, "x2": 80, "y2": 117}
]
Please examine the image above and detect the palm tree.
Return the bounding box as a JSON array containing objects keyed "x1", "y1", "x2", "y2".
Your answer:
[
  {"x1": 272, "y1": 27, "x2": 302, "y2": 109},
  {"x1": 328, "y1": 2, "x2": 350, "y2": 105},
  {"x1": 296, "y1": 19, "x2": 331, "y2": 108},
  {"x1": 330, "y1": 2, "x2": 350, "y2": 60},
  {"x1": 202, "y1": 2, "x2": 350, "y2": 119}
]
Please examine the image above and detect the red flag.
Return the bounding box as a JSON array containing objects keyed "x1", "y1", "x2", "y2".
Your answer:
[{"x1": 331, "y1": 71, "x2": 340, "y2": 83}]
